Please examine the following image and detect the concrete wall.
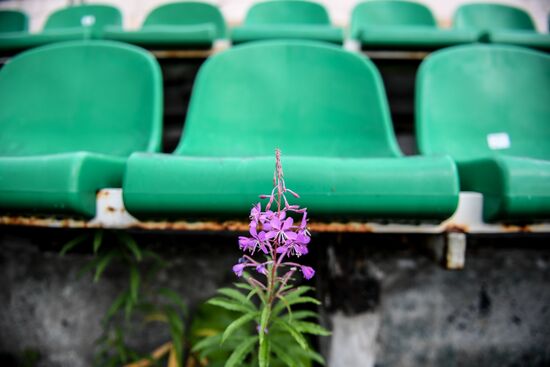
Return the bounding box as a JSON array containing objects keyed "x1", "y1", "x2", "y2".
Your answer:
[
  {"x1": 1, "y1": 229, "x2": 549, "y2": 366},
  {"x1": 1, "y1": 0, "x2": 549, "y2": 32}
]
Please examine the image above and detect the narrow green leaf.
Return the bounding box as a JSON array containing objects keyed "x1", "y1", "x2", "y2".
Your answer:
[
  {"x1": 207, "y1": 297, "x2": 250, "y2": 313},
  {"x1": 104, "y1": 291, "x2": 129, "y2": 321},
  {"x1": 234, "y1": 282, "x2": 253, "y2": 291},
  {"x1": 222, "y1": 312, "x2": 258, "y2": 344},
  {"x1": 225, "y1": 336, "x2": 258, "y2": 367},
  {"x1": 284, "y1": 310, "x2": 319, "y2": 322},
  {"x1": 271, "y1": 342, "x2": 298, "y2": 367},
  {"x1": 158, "y1": 288, "x2": 188, "y2": 315},
  {"x1": 117, "y1": 232, "x2": 142, "y2": 261},
  {"x1": 93, "y1": 230, "x2": 103, "y2": 254},
  {"x1": 294, "y1": 321, "x2": 331, "y2": 336},
  {"x1": 192, "y1": 334, "x2": 222, "y2": 353},
  {"x1": 60, "y1": 234, "x2": 88, "y2": 255},
  {"x1": 129, "y1": 264, "x2": 140, "y2": 303},
  {"x1": 94, "y1": 250, "x2": 117, "y2": 282},
  {"x1": 273, "y1": 297, "x2": 321, "y2": 317},
  {"x1": 259, "y1": 306, "x2": 270, "y2": 345},
  {"x1": 302, "y1": 348, "x2": 326, "y2": 366},
  {"x1": 165, "y1": 308, "x2": 184, "y2": 335},
  {"x1": 258, "y1": 336, "x2": 270, "y2": 367},
  {"x1": 169, "y1": 322, "x2": 184, "y2": 367},
  {"x1": 273, "y1": 319, "x2": 309, "y2": 350},
  {"x1": 218, "y1": 288, "x2": 256, "y2": 310}
]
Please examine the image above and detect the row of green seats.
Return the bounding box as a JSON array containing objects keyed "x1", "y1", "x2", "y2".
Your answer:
[
  {"x1": 1, "y1": 1, "x2": 548, "y2": 52},
  {"x1": 0, "y1": 40, "x2": 548, "y2": 222}
]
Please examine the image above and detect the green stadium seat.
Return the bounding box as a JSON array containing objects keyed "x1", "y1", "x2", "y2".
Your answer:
[
  {"x1": 231, "y1": 1, "x2": 343, "y2": 45},
  {"x1": 0, "y1": 41, "x2": 162, "y2": 217},
  {"x1": 0, "y1": 5, "x2": 122, "y2": 52},
  {"x1": 123, "y1": 41, "x2": 459, "y2": 220},
  {"x1": 0, "y1": 10, "x2": 28, "y2": 33},
  {"x1": 416, "y1": 45, "x2": 550, "y2": 221},
  {"x1": 103, "y1": 2, "x2": 226, "y2": 49},
  {"x1": 351, "y1": 0, "x2": 480, "y2": 50},
  {"x1": 454, "y1": 3, "x2": 550, "y2": 50}
]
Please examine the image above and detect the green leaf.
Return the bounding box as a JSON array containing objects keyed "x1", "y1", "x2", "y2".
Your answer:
[
  {"x1": 225, "y1": 336, "x2": 258, "y2": 367},
  {"x1": 158, "y1": 288, "x2": 188, "y2": 315},
  {"x1": 129, "y1": 264, "x2": 140, "y2": 303},
  {"x1": 104, "y1": 291, "x2": 129, "y2": 322},
  {"x1": 94, "y1": 250, "x2": 117, "y2": 282},
  {"x1": 273, "y1": 297, "x2": 321, "y2": 317},
  {"x1": 284, "y1": 310, "x2": 319, "y2": 322},
  {"x1": 207, "y1": 297, "x2": 251, "y2": 314},
  {"x1": 258, "y1": 336, "x2": 270, "y2": 367},
  {"x1": 234, "y1": 282, "x2": 253, "y2": 291},
  {"x1": 117, "y1": 232, "x2": 142, "y2": 261},
  {"x1": 273, "y1": 319, "x2": 309, "y2": 351},
  {"x1": 271, "y1": 342, "x2": 298, "y2": 367},
  {"x1": 222, "y1": 312, "x2": 258, "y2": 344},
  {"x1": 93, "y1": 230, "x2": 103, "y2": 254},
  {"x1": 259, "y1": 306, "x2": 270, "y2": 345},
  {"x1": 59, "y1": 233, "x2": 88, "y2": 255},
  {"x1": 169, "y1": 323, "x2": 183, "y2": 367},
  {"x1": 191, "y1": 334, "x2": 222, "y2": 353},
  {"x1": 301, "y1": 348, "x2": 326, "y2": 366},
  {"x1": 294, "y1": 321, "x2": 331, "y2": 336},
  {"x1": 218, "y1": 288, "x2": 256, "y2": 310}
]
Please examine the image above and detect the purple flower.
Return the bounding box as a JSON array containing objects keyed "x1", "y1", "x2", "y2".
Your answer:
[
  {"x1": 238, "y1": 225, "x2": 269, "y2": 254},
  {"x1": 250, "y1": 203, "x2": 261, "y2": 222},
  {"x1": 256, "y1": 263, "x2": 267, "y2": 275},
  {"x1": 266, "y1": 216, "x2": 297, "y2": 243},
  {"x1": 233, "y1": 263, "x2": 245, "y2": 277},
  {"x1": 301, "y1": 265, "x2": 315, "y2": 280}
]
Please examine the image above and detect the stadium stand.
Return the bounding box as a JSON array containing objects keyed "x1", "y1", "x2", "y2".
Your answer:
[
  {"x1": 103, "y1": 2, "x2": 226, "y2": 49},
  {"x1": 231, "y1": 1, "x2": 343, "y2": 44},
  {"x1": 351, "y1": 0, "x2": 480, "y2": 50},
  {"x1": 123, "y1": 40, "x2": 459, "y2": 220},
  {"x1": 0, "y1": 41, "x2": 162, "y2": 217},
  {"x1": 454, "y1": 3, "x2": 550, "y2": 50},
  {"x1": 0, "y1": 9, "x2": 28, "y2": 33},
  {"x1": 416, "y1": 44, "x2": 550, "y2": 221},
  {"x1": 0, "y1": 4, "x2": 122, "y2": 53}
]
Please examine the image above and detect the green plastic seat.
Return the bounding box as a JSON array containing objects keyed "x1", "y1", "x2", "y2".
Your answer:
[
  {"x1": 104, "y1": 2, "x2": 226, "y2": 49},
  {"x1": 416, "y1": 45, "x2": 550, "y2": 221},
  {"x1": 0, "y1": 41, "x2": 162, "y2": 217},
  {"x1": 0, "y1": 10, "x2": 28, "y2": 33},
  {"x1": 0, "y1": 5, "x2": 122, "y2": 52},
  {"x1": 454, "y1": 3, "x2": 550, "y2": 50},
  {"x1": 123, "y1": 41, "x2": 459, "y2": 220},
  {"x1": 231, "y1": 1, "x2": 343, "y2": 45},
  {"x1": 351, "y1": 0, "x2": 480, "y2": 50}
]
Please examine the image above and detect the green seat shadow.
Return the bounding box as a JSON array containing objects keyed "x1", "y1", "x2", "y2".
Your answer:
[
  {"x1": 0, "y1": 41, "x2": 162, "y2": 217},
  {"x1": 0, "y1": 4, "x2": 122, "y2": 52},
  {"x1": 351, "y1": 0, "x2": 480, "y2": 50},
  {"x1": 453, "y1": 3, "x2": 549, "y2": 50},
  {"x1": 0, "y1": 10, "x2": 28, "y2": 33},
  {"x1": 104, "y1": 1, "x2": 226, "y2": 49},
  {"x1": 416, "y1": 44, "x2": 550, "y2": 221},
  {"x1": 231, "y1": 1, "x2": 343, "y2": 45},
  {"x1": 123, "y1": 41, "x2": 459, "y2": 220}
]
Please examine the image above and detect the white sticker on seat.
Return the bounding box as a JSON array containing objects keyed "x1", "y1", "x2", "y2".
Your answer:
[
  {"x1": 487, "y1": 132, "x2": 511, "y2": 150},
  {"x1": 81, "y1": 15, "x2": 96, "y2": 26}
]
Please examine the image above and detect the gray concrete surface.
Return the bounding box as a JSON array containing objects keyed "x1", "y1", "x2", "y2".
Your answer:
[{"x1": 1, "y1": 229, "x2": 549, "y2": 366}]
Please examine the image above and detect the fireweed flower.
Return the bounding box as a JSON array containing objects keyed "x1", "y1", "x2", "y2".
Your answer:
[{"x1": 232, "y1": 149, "x2": 315, "y2": 283}]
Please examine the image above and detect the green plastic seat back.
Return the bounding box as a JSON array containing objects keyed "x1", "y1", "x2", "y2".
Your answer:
[
  {"x1": 44, "y1": 4, "x2": 122, "y2": 32},
  {"x1": 0, "y1": 41, "x2": 162, "y2": 157},
  {"x1": 244, "y1": 1, "x2": 331, "y2": 25},
  {"x1": 143, "y1": 1, "x2": 226, "y2": 38},
  {"x1": 453, "y1": 3, "x2": 535, "y2": 31},
  {"x1": 0, "y1": 10, "x2": 28, "y2": 33},
  {"x1": 416, "y1": 45, "x2": 550, "y2": 162},
  {"x1": 351, "y1": 0, "x2": 436, "y2": 35},
  {"x1": 177, "y1": 41, "x2": 401, "y2": 158}
]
